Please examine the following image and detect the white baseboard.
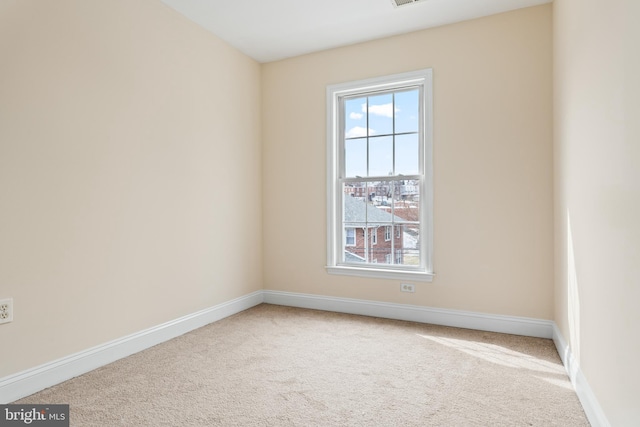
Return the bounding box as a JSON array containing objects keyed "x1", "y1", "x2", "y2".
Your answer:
[
  {"x1": 552, "y1": 324, "x2": 610, "y2": 427},
  {"x1": 263, "y1": 290, "x2": 554, "y2": 338},
  {"x1": 0, "y1": 291, "x2": 263, "y2": 404},
  {"x1": 1, "y1": 288, "x2": 609, "y2": 427}
]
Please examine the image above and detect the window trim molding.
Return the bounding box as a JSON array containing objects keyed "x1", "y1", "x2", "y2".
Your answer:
[{"x1": 325, "y1": 69, "x2": 434, "y2": 282}]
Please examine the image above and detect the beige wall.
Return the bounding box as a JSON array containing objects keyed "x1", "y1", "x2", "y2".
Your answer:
[
  {"x1": 263, "y1": 5, "x2": 553, "y2": 319},
  {"x1": 0, "y1": 0, "x2": 262, "y2": 377},
  {"x1": 553, "y1": 0, "x2": 640, "y2": 424}
]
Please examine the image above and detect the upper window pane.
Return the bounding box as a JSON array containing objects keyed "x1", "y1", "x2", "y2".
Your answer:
[
  {"x1": 395, "y1": 133, "x2": 419, "y2": 175},
  {"x1": 369, "y1": 136, "x2": 393, "y2": 177},
  {"x1": 394, "y1": 89, "x2": 420, "y2": 134},
  {"x1": 345, "y1": 138, "x2": 367, "y2": 178},
  {"x1": 344, "y1": 97, "x2": 368, "y2": 139},
  {"x1": 367, "y1": 93, "x2": 394, "y2": 136}
]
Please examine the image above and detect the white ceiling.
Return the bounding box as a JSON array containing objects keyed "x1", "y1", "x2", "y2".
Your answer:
[{"x1": 160, "y1": 0, "x2": 551, "y2": 63}]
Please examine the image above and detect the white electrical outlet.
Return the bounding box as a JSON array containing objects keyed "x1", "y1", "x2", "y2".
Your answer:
[
  {"x1": 0, "y1": 298, "x2": 13, "y2": 324},
  {"x1": 400, "y1": 284, "x2": 415, "y2": 293}
]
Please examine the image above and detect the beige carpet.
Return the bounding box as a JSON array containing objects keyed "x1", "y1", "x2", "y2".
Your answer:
[{"x1": 17, "y1": 304, "x2": 589, "y2": 426}]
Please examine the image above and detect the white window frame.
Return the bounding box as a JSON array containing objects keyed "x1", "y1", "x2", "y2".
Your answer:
[
  {"x1": 384, "y1": 226, "x2": 392, "y2": 242},
  {"x1": 326, "y1": 69, "x2": 434, "y2": 282}
]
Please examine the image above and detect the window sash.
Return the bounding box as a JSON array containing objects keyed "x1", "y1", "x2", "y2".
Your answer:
[{"x1": 339, "y1": 87, "x2": 424, "y2": 181}]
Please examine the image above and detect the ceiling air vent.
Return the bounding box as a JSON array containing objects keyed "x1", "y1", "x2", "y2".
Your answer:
[{"x1": 391, "y1": 0, "x2": 424, "y2": 7}]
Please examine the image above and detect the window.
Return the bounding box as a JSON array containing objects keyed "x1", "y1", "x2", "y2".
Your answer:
[
  {"x1": 326, "y1": 69, "x2": 434, "y2": 282},
  {"x1": 345, "y1": 228, "x2": 355, "y2": 246}
]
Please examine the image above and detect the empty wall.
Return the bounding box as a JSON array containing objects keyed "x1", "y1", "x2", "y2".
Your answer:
[
  {"x1": 262, "y1": 6, "x2": 553, "y2": 319},
  {"x1": 553, "y1": 0, "x2": 640, "y2": 424},
  {"x1": 0, "y1": 0, "x2": 262, "y2": 377}
]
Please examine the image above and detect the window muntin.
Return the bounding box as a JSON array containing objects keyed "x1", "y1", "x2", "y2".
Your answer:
[{"x1": 327, "y1": 69, "x2": 433, "y2": 282}]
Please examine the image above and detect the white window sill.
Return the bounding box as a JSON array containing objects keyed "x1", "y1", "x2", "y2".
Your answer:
[{"x1": 326, "y1": 265, "x2": 434, "y2": 282}]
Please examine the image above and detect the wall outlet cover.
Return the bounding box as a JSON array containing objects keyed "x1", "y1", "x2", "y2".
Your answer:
[{"x1": 0, "y1": 298, "x2": 14, "y2": 324}]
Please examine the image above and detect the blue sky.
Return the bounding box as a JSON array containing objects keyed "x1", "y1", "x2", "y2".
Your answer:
[{"x1": 344, "y1": 89, "x2": 420, "y2": 178}]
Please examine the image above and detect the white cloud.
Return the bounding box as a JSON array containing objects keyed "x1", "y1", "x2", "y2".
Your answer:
[
  {"x1": 345, "y1": 126, "x2": 375, "y2": 138},
  {"x1": 361, "y1": 103, "x2": 399, "y2": 118},
  {"x1": 349, "y1": 112, "x2": 364, "y2": 119}
]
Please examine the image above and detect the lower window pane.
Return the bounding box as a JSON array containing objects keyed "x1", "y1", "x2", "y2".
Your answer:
[
  {"x1": 371, "y1": 241, "x2": 392, "y2": 264},
  {"x1": 397, "y1": 224, "x2": 420, "y2": 266},
  {"x1": 343, "y1": 223, "x2": 367, "y2": 263}
]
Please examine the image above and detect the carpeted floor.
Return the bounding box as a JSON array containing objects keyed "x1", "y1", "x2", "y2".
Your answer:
[{"x1": 17, "y1": 304, "x2": 589, "y2": 426}]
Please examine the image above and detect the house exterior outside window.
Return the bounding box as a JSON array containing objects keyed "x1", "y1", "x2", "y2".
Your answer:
[{"x1": 326, "y1": 69, "x2": 434, "y2": 282}]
